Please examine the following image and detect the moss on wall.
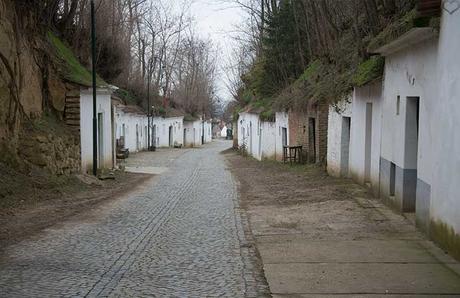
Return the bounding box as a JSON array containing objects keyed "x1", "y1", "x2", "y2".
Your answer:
[
  {"x1": 47, "y1": 32, "x2": 106, "y2": 87},
  {"x1": 353, "y1": 56, "x2": 385, "y2": 87},
  {"x1": 184, "y1": 114, "x2": 199, "y2": 122},
  {"x1": 260, "y1": 109, "x2": 275, "y2": 122},
  {"x1": 430, "y1": 220, "x2": 460, "y2": 261},
  {"x1": 114, "y1": 88, "x2": 141, "y2": 106},
  {"x1": 367, "y1": 9, "x2": 439, "y2": 53},
  {"x1": 368, "y1": 10, "x2": 419, "y2": 52}
]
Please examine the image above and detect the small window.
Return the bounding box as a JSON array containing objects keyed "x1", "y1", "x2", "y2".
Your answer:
[{"x1": 396, "y1": 96, "x2": 401, "y2": 115}]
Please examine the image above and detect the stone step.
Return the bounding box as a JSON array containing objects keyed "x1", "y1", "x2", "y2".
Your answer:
[
  {"x1": 65, "y1": 107, "x2": 80, "y2": 114},
  {"x1": 66, "y1": 97, "x2": 80, "y2": 103},
  {"x1": 65, "y1": 119, "x2": 80, "y2": 126},
  {"x1": 65, "y1": 103, "x2": 80, "y2": 109},
  {"x1": 65, "y1": 115, "x2": 80, "y2": 121}
]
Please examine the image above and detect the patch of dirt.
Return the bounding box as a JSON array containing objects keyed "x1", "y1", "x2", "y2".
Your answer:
[
  {"x1": 225, "y1": 150, "x2": 363, "y2": 209},
  {"x1": 224, "y1": 149, "x2": 420, "y2": 241},
  {"x1": 0, "y1": 163, "x2": 152, "y2": 248}
]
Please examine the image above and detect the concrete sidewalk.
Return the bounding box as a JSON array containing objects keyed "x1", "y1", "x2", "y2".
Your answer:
[{"x1": 226, "y1": 153, "x2": 460, "y2": 297}]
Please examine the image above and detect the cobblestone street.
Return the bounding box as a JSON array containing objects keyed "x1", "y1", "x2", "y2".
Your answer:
[{"x1": 0, "y1": 141, "x2": 268, "y2": 297}]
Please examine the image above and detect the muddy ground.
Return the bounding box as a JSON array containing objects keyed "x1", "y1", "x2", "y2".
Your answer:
[{"x1": 0, "y1": 164, "x2": 152, "y2": 249}]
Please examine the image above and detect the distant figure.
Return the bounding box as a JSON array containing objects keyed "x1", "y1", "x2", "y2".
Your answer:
[{"x1": 221, "y1": 126, "x2": 228, "y2": 138}]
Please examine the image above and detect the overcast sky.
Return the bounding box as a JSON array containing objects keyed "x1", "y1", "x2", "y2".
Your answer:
[{"x1": 189, "y1": 0, "x2": 245, "y2": 104}]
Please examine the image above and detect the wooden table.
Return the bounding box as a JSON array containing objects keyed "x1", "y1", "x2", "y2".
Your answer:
[{"x1": 283, "y1": 145, "x2": 303, "y2": 165}]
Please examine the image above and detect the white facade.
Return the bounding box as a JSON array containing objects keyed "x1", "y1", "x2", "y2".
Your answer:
[
  {"x1": 184, "y1": 119, "x2": 203, "y2": 147},
  {"x1": 372, "y1": 14, "x2": 460, "y2": 244},
  {"x1": 237, "y1": 111, "x2": 289, "y2": 161},
  {"x1": 114, "y1": 106, "x2": 149, "y2": 153},
  {"x1": 221, "y1": 126, "x2": 228, "y2": 138},
  {"x1": 80, "y1": 88, "x2": 114, "y2": 173},
  {"x1": 378, "y1": 35, "x2": 438, "y2": 218},
  {"x1": 275, "y1": 112, "x2": 289, "y2": 161},
  {"x1": 327, "y1": 81, "x2": 383, "y2": 198},
  {"x1": 238, "y1": 112, "x2": 258, "y2": 157},
  {"x1": 430, "y1": 7, "x2": 460, "y2": 238},
  {"x1": 349, "y1": 82, "x2": 383, "y2": 196},
  {"x1": 325, "y1": 16, "x2": 460, "y2": 254},
  {"x1": 151, "y1": 116, "x2": 184, "y2": 148},
  {"x1": 327, "y1": 99, "x2": 352, "y2": 178},
  {"x1": 203, "y1": 121, "x2": 213, "y2": 143}
]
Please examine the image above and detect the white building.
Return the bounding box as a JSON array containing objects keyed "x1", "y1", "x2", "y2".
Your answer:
[
  {"x1": 431, "y1": 6, "x2": 460, "y2": 247},
  {"x1": 327, "y1": 80, "x2": 383, "y2": 196},
  {"x1": 221, "y1": 125, "x2": 228, "y2": 138},
  {"x1": 327, "y1": 9, "x2": 460, "y2": 257},
  {"x1": 237, "y1": 111, "x2": 289, "y2": 161},
  {"x1": 275, "y1": 112, "x2": 290, "y2": 160},
  {"x1": 374, "y1": 28, "x2": 438, "y2": 224},
  {"x1": 184, "y1": 118, "x2": 203, "y2": 147},
  {"x1": 151, "y1": 116, "x2": 184, "y2": 148},
  {"x1": 327, "y1": 99, "x2": 352, "y2": 178},
  {"x1": 114, "y1": 104, "x2": 149, "y2": 153},
  {"x1": 203, "y1": 120, "x2": 213, "y2": 143},
  {"x1": 80, "y1": 88, "x2": 114, "y2": 173}
]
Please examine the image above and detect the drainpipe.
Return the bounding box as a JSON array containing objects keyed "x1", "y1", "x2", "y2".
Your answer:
[{"x1": 91, "y1": 0, "x2": 98, "y2": 176}]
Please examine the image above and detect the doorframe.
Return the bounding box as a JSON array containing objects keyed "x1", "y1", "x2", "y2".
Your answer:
[
  {"x1": 364, "y1": 102, "x2": 373, "y2": 183},
  {"x1": 97, "y1": 112, "x2": 104, "y2": 169},
  {"x1": 169, "y1": 126, "x2": 173, "y2": 147}
]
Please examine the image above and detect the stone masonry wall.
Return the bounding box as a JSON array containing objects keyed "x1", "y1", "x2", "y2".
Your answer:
[{"x1": 18, "y1": 124, "x2": 81, "y2": 175}]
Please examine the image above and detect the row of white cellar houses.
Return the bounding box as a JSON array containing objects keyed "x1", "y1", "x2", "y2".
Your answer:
[
  {"x1": 237, "y1": 109, "x2": 289, "y2": 161},
  {"x1": 234, "y1": 4, "x2": 460, "y2": 260},
  {"x1": 78, "y1": 88, "x2": 213, "y2": 174},
  {"x1": 327, "y1": 5, "x2": 460, "y2": 258}
]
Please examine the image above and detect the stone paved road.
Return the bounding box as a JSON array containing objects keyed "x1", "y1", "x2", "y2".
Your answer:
[{"x1": 0, "y1": 140, "x2": 268, "y2": 297}]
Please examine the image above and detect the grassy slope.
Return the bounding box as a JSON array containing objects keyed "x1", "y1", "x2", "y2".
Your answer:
[{"x1": 47, "y1": 32, "x2": 106, "y2": 87}]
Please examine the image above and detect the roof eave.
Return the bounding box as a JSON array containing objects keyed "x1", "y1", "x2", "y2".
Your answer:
[{"x1": 371, "y1": 27, "x2": 438, "y2": 56}]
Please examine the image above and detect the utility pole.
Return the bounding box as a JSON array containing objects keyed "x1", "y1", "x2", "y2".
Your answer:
[
  {"x1": 147, "y1": 56, "x2": 158, "y2": 151},
  {"x1": 90, "y1": 0, "x2": 98, "y2": 176},
  {"x1": 147, "y1": 58, "x2": 151, "y2": 151}
]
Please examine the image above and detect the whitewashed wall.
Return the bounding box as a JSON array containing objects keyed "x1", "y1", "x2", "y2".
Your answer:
[
  {"x1": 349, "y1": 81, "x2": 383, "y2": 196},
  {"x1": 237, "y1": 112, "x2": 259, "y2": 158},
  {"x1": 115, "y1": 108, "x2": 148, "y2": 153},
  {"x1": 275, "y1": 112, "x2": 289, "y2": 161},
  {"x1": 380, "y1": 37, "x2": 438, "y2": 216},
  {"x1": 221, "y1": 126, "x2": 228, "y2": 138},
  {"x1": 151, "y1": 116, "x2": 184, "y2": 148},
  {"x1": 260, "y1": 121, "x2": 277, "y2": 159},
  {"x1": 184, "y1": 120, "x2": 202, "y2": 147},
  {"x1": 203, "y1": 121, "x2": 213, "y2": 143},
  {"x1": 80, "y1": 88, "x2": 113, "y2": 173},
  {"x1": 238, "y1": 112, "x2": 288, "y2": 161},
  {"x1": 381, "y1": 38, "x2": 437, "y2": 183},
  {"x1": 430, "y1": 11, "x2": 460, "y2": 235},
  {"x1": 327, "y1": 99, "x2": 352, "y2": 178}
]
